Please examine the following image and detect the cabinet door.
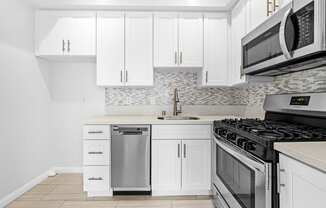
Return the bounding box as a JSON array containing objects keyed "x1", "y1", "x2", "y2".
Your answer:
[
  {"x1": 68, "y1": 12, "x2": 96, "y2": 56},
  {"x1": 152, "y1": 140, "x2": 181, "y2": 192},
  {"x1": 154, "y1": 13, "x2": 179, "y2": 67},
  {"x1": 125, "y1": 12, "x2": 153, "y2": 86},
  {"x1": 35, "y1": 11, "x2": 70, "y2": 55},
  {"x1": 182, "y1": 140, "x2": 211, "y2": 190},
  {"x1": 279, "y1": 154, "x2": 326, "y2": 208},
  {"x1": 178, "y1": 13, "x2": 203, "y2": 67},
  {"x1": 203, "y1": 13, "x2": 229, "y2": 86},
  {"x1": 248, "y1": 0, "x2": 268, "y2": 31},
  {"x1": 96, "y1": 12, "x2": 125, "y2": 86},
  {"x1": 230, "y1": 0, "x2": 248, "y2": 85}
]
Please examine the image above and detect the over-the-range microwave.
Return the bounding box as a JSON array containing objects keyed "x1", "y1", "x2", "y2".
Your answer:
[{"x1": 242, "y1": 0, "x2": 326, "y2": 76}]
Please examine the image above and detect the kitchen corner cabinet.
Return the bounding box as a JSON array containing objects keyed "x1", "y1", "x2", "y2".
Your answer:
[
  {"x1": 279, "y1": 154, "x2": 326, "y2": 208},
  {"x1": 97, "y1": 12, "x2": 153, "y2": 87},
  {"x1": 201, "y1": 13, "x2": 229, "y2": 87},
  {"x1": 152, "y1": 125, "x2": 211, "y2": 195},
  {"x1": 229, "y1": 0, "x2": 270, "y2": 86},
  {"x1": 35, "y1": 11, "x2": 96, "y2": 57},
  {"x1": 154, "y1": 13, "x2": 203, "y2": 68}
]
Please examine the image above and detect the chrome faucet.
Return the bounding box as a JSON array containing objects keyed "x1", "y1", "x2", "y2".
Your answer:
[{"x1": 173, "y1": 88, "x2": 182, "y2": 116}]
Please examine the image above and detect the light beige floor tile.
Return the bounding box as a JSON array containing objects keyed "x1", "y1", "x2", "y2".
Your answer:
[
  {"x1": 42, "y1": 193, "x2": 87, "y2": 201},
  {"x1": 86, "y1": 196, "x2": 115, "y2": 201},
  {"x1": 50, "y1": 185, "x2": 83, "y2": 194},
  {"x1": 172, "y1": 200, "x2": 214, "y2": 208},
  {"x1": 117, "y1": 200, "x2": 172, "y2": 207},
  {"x1": 61, "y1": 201, "x2": 117, "y2": 208},
  {"x1": 6, "y1": 201, "x2": 64, "y2": 208},
  {"x1": 16, "y1": 194, "x2": 45, "y2": 201},
  {"x1": 26, "y1": 185, "x2": 56, "y2": 195}
]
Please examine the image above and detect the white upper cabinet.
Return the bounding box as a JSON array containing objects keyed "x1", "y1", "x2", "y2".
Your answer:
[
  {"x1": 154, "y1": 13, "x2": 203, "y2": 68},
  {"x1": 125, "y1": 13, "x2": 153, "y2": 86},
  {"x1": 229, "y1": 0, "x2": 270, "y2": 86},
  {"x1": 178, "y1": 13, "x2": 203, "y2": 67},
  {"x1": 35, "y1": 11, "x2": 96, "y2": 57},
  {"x1": 248, "y1": 0, "x2": 268, "y2": 31},
  {"x1": 230, "y1": 0, "x2": 248, "y2": 86},
  {"x1": 154, "y1": 13, "x2": 179, "y2": 67},
  {"x1": 96, "y1": 12, "x2": 153, "y2": 87},
  {"x1": 202, "y1": 13, "x2": 229, "y2": 86},
  {"x1": 96, "y1": 12, "x2": 125, "y2": 87}
]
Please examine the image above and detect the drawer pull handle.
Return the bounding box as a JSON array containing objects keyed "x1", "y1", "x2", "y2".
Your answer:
[
  {"x1": 88, "y1": 131, "x2": 103, "y2": 134},
  {"x1": 88, "y1": 177, "x2": 103, "y2": 181},
  {"x1": 88, "y1": 152, "x2": 103, "y2": 155}
]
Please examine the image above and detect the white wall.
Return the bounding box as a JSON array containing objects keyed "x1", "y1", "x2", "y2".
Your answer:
[
  {"x1": 0, "y1": 0, "x2": 54, "y2": 204},
  {"x1": 48, "y1": 62, "x2": 105, "y2": 168}
]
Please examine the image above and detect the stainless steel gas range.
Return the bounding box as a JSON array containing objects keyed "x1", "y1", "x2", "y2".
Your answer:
[{"x1": 212, "y1": 92, "x2": 326, "y2": 208}]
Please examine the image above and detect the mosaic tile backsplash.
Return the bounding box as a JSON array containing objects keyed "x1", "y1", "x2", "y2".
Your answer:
[
  {"x1": 105, "y1": 71, "x2": 245, "y2": 106},
  {"x1": 105, "y1": 67, "x2": 326, "y2": 108}
]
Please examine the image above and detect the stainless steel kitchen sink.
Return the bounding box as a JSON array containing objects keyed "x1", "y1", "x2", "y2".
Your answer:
[{"x1": 157, "y1": 116, "x2": 200, "y2": 120}]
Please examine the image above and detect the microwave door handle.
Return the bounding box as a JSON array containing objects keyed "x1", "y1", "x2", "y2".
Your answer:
[{"x1": 279, "y1": 8, "x2": 293, "y2": 60}]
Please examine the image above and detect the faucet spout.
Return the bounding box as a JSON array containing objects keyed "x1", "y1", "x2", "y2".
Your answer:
[{"x1": 173, "y1": 88, "x2": 182, "y2": 116}]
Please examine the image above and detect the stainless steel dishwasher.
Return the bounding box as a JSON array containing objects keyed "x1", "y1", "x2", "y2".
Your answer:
[{"x1": 111, "y1": 125, "x2": 151, "y2": 192}]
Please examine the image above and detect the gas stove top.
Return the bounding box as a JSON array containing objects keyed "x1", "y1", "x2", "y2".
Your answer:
[
  {"x1": 221, "y1": 118, "x2": 326, "y2": 141},
  {"x1": 214, "y1": 93, "x2": 326, "y2": 162}
]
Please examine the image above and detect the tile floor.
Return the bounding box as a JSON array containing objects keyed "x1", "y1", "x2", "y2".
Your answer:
[{"x1": 7, "y1": 174, "x2": 214, "y2": 208}]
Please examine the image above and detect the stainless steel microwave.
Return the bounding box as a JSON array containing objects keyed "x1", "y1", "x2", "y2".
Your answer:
[{"x1": 242, "y1": 0, "x2": 326, "y2": 76}]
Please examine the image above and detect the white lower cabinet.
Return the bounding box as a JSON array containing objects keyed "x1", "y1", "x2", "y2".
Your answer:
[
  {"x1": 152, "y1": 140, "x2": 182, "y2": 192},
  {"x1": 83, "y1": 125, "x2": 111, "y2": 197},
  {"x1": 83, "y1": 166, "x2": 110, "y2": 194},
  {"x1": 152, "y1": 125, "x2": 211, "y2": 196},
  {"x1": 182, "y1": 140, "x2": 211, "y2": 191},
  {"x1": 279, "y1": 154, "x2": 326, "y2": 208}
]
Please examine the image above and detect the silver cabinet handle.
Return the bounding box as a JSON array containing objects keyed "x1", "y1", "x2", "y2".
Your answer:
[
  {"x1": 67, "y1": 40, "x2": 71, "y2": 52},
  {"x1": 277, "y1": 163, "x2": 286, "y2": 193},
  {"x1": 183, "y1": 143, "x2": 186, "y2": 158},
  {"x1": 88, "y1": 177, "x2": 103, "y2": 181},
  {"x1": 120, "y1": 70, "x2": 123, "y2": 83},
  {"x1": 88, "y1": 152, "x2": 103, "y2": 155},
  {"x1": 178, "y1": 144, "x2": 180, "y2": 158},
  {"x1": 62, "y1": 40, "x2": 65, "y2": 52},
  {"x1": 205, "y1": 71, "x2": 208, "y2": 83},
  {"x1": 125, "y1": 70, "x2": 128, "y2": 83},
  {"x1": 180, "y1": 52, "x2": 183, "y2": 64},
  {"x1": 88, "y1": 131, "x2": 103, "y2": 134},
  {"x1": 175, "y1": 51, "x2": 178, "y2": 64}
]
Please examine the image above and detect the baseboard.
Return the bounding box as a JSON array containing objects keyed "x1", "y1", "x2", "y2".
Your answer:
[
  {"x1": 52, "y1": 166, "x2": 83, "y2": 173},
  {"x1": 0, "y1": 167, "x2": 83, "y2": 208},
  {"x1": 0, "y1": 170, "x2": 50, "y2": 208}
]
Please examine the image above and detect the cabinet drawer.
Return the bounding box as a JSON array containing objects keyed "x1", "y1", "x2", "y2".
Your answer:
[
  {"x1": 83, "y1": 140, "x2": 110, "y2": 166},
  {"x1": 152, "y1": 125, "x2": 211, "y2": 140},
  {"x1": 83, "y1": 166, "x2": 110, "y2": 192},
  {"x1": 83, "y1": 125, "x2": 111, "y2": 140}
]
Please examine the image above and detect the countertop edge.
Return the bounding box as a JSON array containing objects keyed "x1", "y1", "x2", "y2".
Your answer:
[{"x1": 274, "y1": 142, "x2": 326, "y2": 173}]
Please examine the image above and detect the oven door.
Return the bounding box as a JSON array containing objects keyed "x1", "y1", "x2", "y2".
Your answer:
[
  {"x1": 213, "y1": 137, "x2": 272, "y2": 208},
  {"x1": 242, "y1": 0, "x2": 323, "y2": 76}
]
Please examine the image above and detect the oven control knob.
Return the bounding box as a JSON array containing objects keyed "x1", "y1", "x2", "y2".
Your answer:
[
  {"x1": 245, "y1": 142, "x2": 256, "y2": 151},
  {"x1": 237, "y1": 138, "x2": 247, "y2": 148},
  {"x1": 226, "y1": 133, "x2": 237, "y2": 141}
]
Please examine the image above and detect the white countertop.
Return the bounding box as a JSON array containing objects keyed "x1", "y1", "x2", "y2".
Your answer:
[
  {"x1": 274, "y1": 142, "x2": 326, "y2": 173},
  {"x1": 85, "y1": 115, "x2": 238, "y2": 125}
]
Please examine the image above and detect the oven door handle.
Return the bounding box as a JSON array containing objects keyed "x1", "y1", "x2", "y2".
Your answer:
[
  {"x1": 279, "y1": 7, "x2": 293, "y2": 60},
  {"x1": 215, "y1": 137, "x2": 267, "y2": 173}
]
